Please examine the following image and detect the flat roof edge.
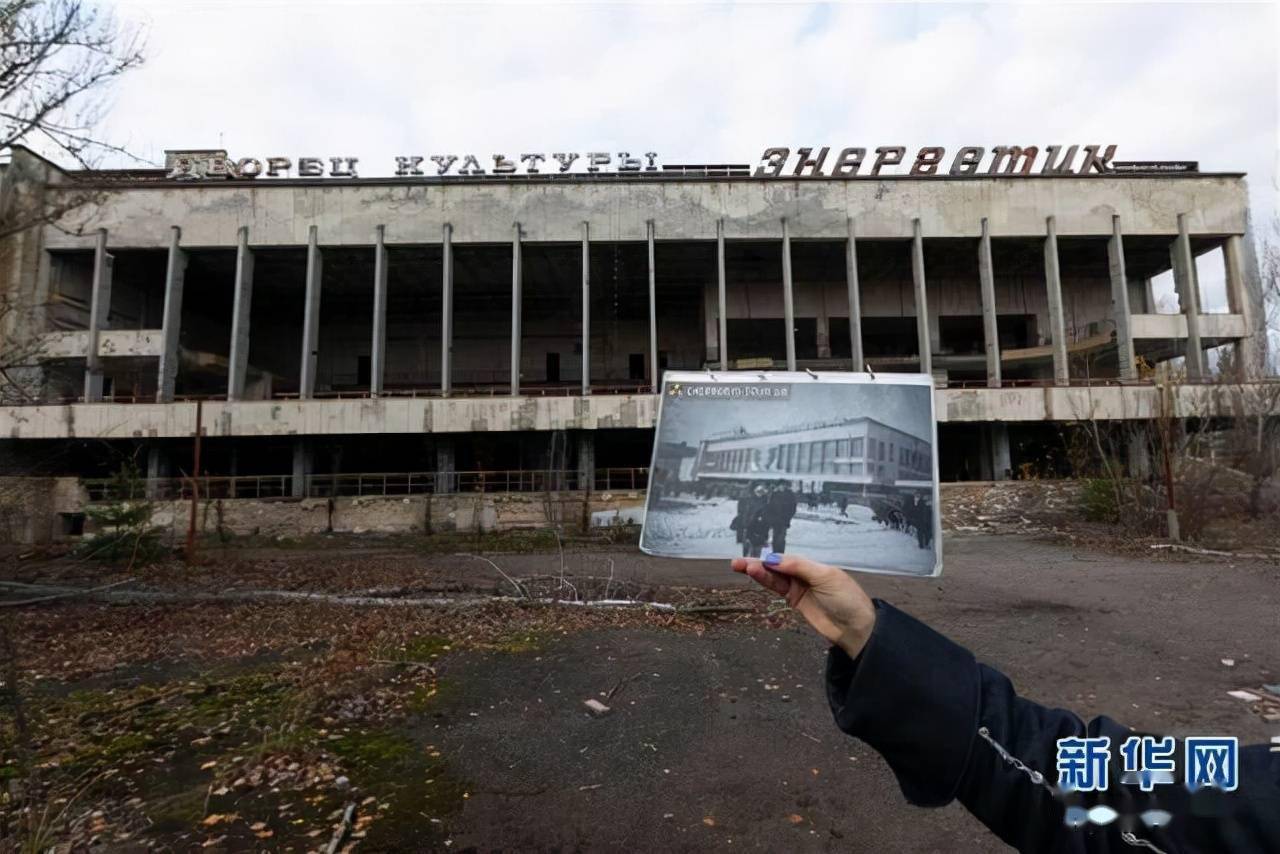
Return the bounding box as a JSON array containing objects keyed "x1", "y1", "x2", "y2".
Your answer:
[{"x1": 54, "y1": 171, "x2": 1250, "y2": 190}]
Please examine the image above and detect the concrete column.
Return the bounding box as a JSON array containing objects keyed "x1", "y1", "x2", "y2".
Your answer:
[
  {"x1": 156, "y1": 226, "x2": 187, "y2": 403},
  {"x1": 145, "y1": 444, "x2": 169, "y2": 499},
  {"x1": 441, "y1": 223, "x2": 454, "y2": 395},
  {"x1": 781, "y1": 218, "x2": 797, "y2": 371},
  {"x1": 511, "y1": 222, "x2": 522, "y2": 396},
  {"x1": 370, "y1": 224, "x2": 388, "y2": 395},
  {"x1": 1223, "y1": 234, "x2": 1264, "y2": 377},
  {"x1": 717, "y1": 219, "x2": 729, "y2": 370},
  {"x1": 434, "y1": 438, "x2": 456, "y2": 494},
  {"x1": 702, "y1": 281, "x2": 719, "y2": 364},
  {"x1": 911, "y1": 219, "x2": 932, "y2": 376},
  {"x1": 845, "y1": 218, "x2": 864, "y2": 371},
  {"x1": 990, "y1": 423, "x2": 1012, "y2": 481},
  {"x1": 1128, "y1": 426, "x2": 1151, "y2": 479},
  {"x1": 816, "y1": 306, "x2": 831, "y2": 359},
  {"x1": 227, "y1": 226, "x2": 255, "y2": 401},
  {"x1": 298, "y1": 225, "x2": 323, "y2": 399},
  {"x1": 83, "y1": 228, "x2": 113, "y2": 402},
  {"x1": 1108, "y1": 215, "x2": 1138, "y2": 382},
  {"x1": 577, "y1": 433, "x2": 595, "y2": 491},
  {"x1": 1144, "y1": 277, "x2": 1157, "y2": 314},
  {"x1": 647, "y1": 219, "x2": 658, "y2": 387},
  {"x1": 1043, "y1": 216, "x2": 1069, "y2": 386},
  {"x1": 978, "y1": 218, "x2": 1001, "y2": 387},
  {"x1": 291, "y1": 439, "x2": 311, "y2": 498},
  {"x1": 581, "y1": 221, "x2": 591, "y2": 395},
  {"x1": 1171, "y1": 214, "x2": 1205, "y2": 379}
]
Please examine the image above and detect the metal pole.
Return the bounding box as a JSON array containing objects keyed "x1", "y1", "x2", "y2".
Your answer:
[{"x1": 185, "y1": 399, "x2": 203, "y2": 564}]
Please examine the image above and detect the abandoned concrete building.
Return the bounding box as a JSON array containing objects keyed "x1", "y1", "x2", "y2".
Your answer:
[{"x1": 0, "y1": 145, "x2": 1271, "y2": 540}]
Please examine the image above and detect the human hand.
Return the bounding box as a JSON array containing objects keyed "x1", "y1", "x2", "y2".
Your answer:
[{"x1": 731, "y1": 553, "x2": 876, "y2": 659}]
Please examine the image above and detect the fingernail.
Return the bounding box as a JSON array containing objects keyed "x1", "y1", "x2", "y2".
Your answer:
[{"x1": 763, "y1": 552, "x2": 782, "y2": 567}]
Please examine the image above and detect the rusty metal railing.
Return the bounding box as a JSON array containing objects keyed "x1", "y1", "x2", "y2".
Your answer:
[{"x1": 82, "y1": 467, "x2": 650, "y2": 502}]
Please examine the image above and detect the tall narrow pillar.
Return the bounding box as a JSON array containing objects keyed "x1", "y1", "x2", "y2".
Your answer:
[
  {"x1": 577, "y1": 432, "x2": 596, "y2": 491},
  {"x1": 157, "y1": 226, "x2": 187, "y2": 402},
  {"x1": 781, "y1": 218, "x2": 797, "y2": 371},
  {"x1": 1043, "y1": 216, "x2": 1069, "y2": 386},
  {"x1": 145, "y1": 444, "x2": 169, "y2": 499},
  {"x1": 990, "y1": 423, "x2": 1012, "y2": 481},
  {"x1": 647, "y1": 220, "x2": 658, "y2": 387},
  {"x1": 510, "y1": 222, "x2": 522, "y2": 396},
  {"x1": 978, "y1": 218, "x2": 1001, "y2": 387},
  {"x1": 83, "y1": 228, "x2": 113, "y2": 402},
  {"x1": 1108, "y1": 215, "x2": 1137, "y2": 381},
  {"x1": 1171, "y1": 214, "x2": 1205, "y2": 379},
  {"x1": 911, "y1": 219, "x2": 932, "y2": 376},
  {"x1": 368, "y1": 225, "x2": 388, "y2": 395},
  {"x1": 291, "y1": 439, "x2": 311, "y2": 498},
  {"x1": 845, "y1": 218, "x2": 864, "y2": 371},
  {"x1": 716, "y1": 219, "x2": 728, "y2": 370},
  {"x1": 434, "y1": 438, "x2": 456, "y2": 494},
  {"x1": 1128, "y1": 426, "x2": 1151, "y2": 479},
  {"x1": 1223, "y1": 234, "x2": 1263, "y2": 377},
  {"x1": 227, "y1": 226, "x2": 254, "y2": 401},
  {"x1": 298, "y1": 225, "x2": 323, "y2": 399},
  {"x1": 581, "y1": 221, "x2": 591, "y2": 395},
  {"x1": 441, "y1": 223, "x2": 454, "y2": 395}
]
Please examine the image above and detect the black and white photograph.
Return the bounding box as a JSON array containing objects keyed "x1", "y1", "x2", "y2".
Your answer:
[{"x1": 640, "y1": 371, "x2": 940, "y2": 577}]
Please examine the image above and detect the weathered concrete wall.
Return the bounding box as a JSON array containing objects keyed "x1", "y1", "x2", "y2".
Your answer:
[
  {"x1": 145, "y1": 490, "x2": 647, "y2": 540},
  {"x1": 0, "y1": 476, "x2": 85, "y2": 544},
  {"x1": 38, "y1": 329, "x2": 163, "y2": 359},
  {"x1": 3, "y1": 382, "x2": 1274, "y2": 440},
  {"x1": 41, "y1": 175, "x2": 1249, "y2": 251}
]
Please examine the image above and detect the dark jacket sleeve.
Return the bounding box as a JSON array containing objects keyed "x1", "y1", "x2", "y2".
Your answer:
[{"x1": 825, "y1": 600, "x2": 1280, "y2": 853}]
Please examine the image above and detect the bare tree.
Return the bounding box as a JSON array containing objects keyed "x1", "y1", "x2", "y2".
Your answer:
[
  {"x1": 0, "y1": 1, "x2": 146, "y2": 403},
  {"x1": 0, "y1": 0, "x2": 145, "y2": 171}
]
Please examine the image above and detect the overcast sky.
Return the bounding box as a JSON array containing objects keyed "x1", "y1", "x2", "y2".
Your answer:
[{"x1": 94, "y1": 0, "x2": 1279, "y2": 310}]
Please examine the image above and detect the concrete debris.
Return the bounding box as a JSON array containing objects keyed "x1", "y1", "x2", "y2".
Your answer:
[
  {"x1": 941, "y1": 482, "x2": 1083, "y2": 534},
  {"x1": 1227, "y1": 690, "x2": 1261, "y2": 702},
  {"x1": 1221, "y1": 659, "x2": 1235, "y2": 667},
  {"x1": 583, "y1": 699, "x2": 611, "y2": 716}
]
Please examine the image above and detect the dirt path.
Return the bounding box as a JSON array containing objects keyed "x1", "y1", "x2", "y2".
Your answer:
[{"x1": 2, "y1": 534, "x2": 1276, "y2": 852}]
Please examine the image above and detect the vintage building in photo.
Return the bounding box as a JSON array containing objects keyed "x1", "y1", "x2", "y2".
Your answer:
[{"x1": 0, "y1": 144, "x2": 1271, "y2": 539}]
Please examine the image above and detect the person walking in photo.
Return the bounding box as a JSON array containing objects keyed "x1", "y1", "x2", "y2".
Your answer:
[
  {"x1": 733, "y1": 483, "x2": 771, "y2": 557},
  {"x1": 766, "y1": 482, "x2": 799, "y2": 553}
]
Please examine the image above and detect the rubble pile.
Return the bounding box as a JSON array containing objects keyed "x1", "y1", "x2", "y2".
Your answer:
[{"x1": 941, "y1": 481, "x2": 1084, "y2": 534}]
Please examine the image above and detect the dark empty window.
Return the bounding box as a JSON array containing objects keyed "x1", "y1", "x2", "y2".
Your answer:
[
  {"x1": 939, "y1": 316, "x2": 985, "y2": 355},
  {"x1": 628, "y1": 353, "x2": 645, "y2": 380},
  {"x1": 546, "y1": 352, "x2": 560, "y2": 383}
]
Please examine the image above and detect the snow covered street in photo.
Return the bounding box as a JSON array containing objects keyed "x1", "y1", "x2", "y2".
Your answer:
[{"x1": 640, "y1": 494, "x2": 937, "y2": 575}]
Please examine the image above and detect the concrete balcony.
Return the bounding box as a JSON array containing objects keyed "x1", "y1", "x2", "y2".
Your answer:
[{"x1": 1, "y1": 380, "x2": 1276, "y2": 440}]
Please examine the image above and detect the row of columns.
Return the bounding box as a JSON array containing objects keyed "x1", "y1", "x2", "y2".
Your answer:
[{"x1": 80, "y1": 215, "x2": 1253, "y2": 404}]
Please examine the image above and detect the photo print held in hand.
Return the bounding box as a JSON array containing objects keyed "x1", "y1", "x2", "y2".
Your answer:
[{"x1": 640, "y1": 371, "x2": 941, "y2": 577}]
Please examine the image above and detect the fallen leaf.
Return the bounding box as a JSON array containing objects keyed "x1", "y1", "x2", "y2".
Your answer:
[
  {"x1": 788, "y1": 814, "x2": 805, "y2": 825},
  {"x1": 201, "y1": 813, "x2": 237, "y2": 827},
  {"x1": 703, "y1": 817, "x2": 716, "y2": 827},
  {"x1": 200, "y1": 760, "x2": 217, "y2": 771}
]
